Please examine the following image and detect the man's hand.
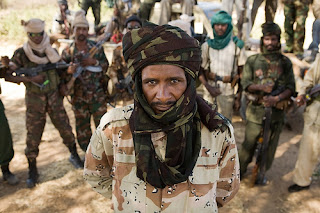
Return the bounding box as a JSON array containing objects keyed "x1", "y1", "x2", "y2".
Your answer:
[
  {"x1": 261, "y1": 83, "x2": 274, "y2": 93},
  {"x1": 67, "y1": 63, "x2": 77, "y2": 74},
  {"x1": 263, "y1": 95, "x2": 278, "y2": 107},
  {"x1": 205, "y1": 82, "x2": 221, "y2": 97},
  {"x1": 222, "y1": 75, "x2": 232, "y2": 83},
  {"x1": 207, "y1": 72, "x2": 216, "y2": 81},
  {"x1": 80, "y1": 57, "x2": 97, "y2": 67},
  {"x1": 30, "y1": 75, "x2": 45, "y2": 84},
  {"x1": 295, "y1": 95, "x2": 306, "y2": 107}
]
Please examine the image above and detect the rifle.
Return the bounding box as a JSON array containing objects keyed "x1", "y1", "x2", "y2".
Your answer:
[
  {"x1": 208, "y1": 74, "x2": 240, "y2": 88},
  {"x1": 251, "y1": 106, "x2": 272, "y2": 186},
  {"x1": 306, "y1": 84, "x2": 320, "y2": 104},
  {"x1": 63, "y1": 32, "x2": 112, "y2": 95}
]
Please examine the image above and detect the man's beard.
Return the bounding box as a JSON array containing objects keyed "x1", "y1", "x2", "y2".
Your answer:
[
  {"x1": 265, "y1": 44, "x2": 278, "y2": 51},
  {"x1": 77, "y1": 34, "x2": 86, "y2": 41}
]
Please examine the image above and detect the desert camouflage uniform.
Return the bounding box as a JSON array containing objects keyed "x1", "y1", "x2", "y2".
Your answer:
[
  {"x1": 11, "y1": 48, "x2": 76, "y2": 159},
  {"x1": 239, "y1": 53, "x2": 296, "y2": 175},
  {"x1": 61, "y1": 39, "x2": 109, "y2": 152},
  {"x1": 84, "y1": 104, "x2": 240, "y2": 212},
  {"x1": 283, "y1": 0, "x2": 310, "y2": 54},
  {"x1": 80, "y1": 0, "x2": 101, "y2": 26}
]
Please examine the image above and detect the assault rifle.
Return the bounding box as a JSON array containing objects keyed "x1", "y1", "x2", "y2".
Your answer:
[
  {"x1": 115, "y1": 74, "x2": 133, "y2": 95},
  {"x1": 251, "y1": 106, "x2": 272, "y2": 186},
  {"x1": 13, "y1": 62, "x2": 70, "y2": 89},
  {"x1": 306, "y1": 84, "x2": 320, "y2": 104},
  {"x1": 64, "y1": 32, "x2": 112, "y2": 96}
]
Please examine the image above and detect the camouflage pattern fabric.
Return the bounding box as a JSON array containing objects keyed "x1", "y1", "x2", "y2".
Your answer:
[
  {"x1": 0, "y1": 99, "x2": 14, "y2": 166},
  {"x1": 123, "y1": 23, "x2": 228, "y2": 188},
  {"x1": 283, "y1": 0, "x2": 310, "y2": 54},
  {"x1": 11, "y1": 47, "x2": 76, "y2": 159},
  {"x1": 80, "y1": 0, "x2": 101, "y2": 26},
  {"x1": 239, "y1": 52, "x2": 295, "y2": 175},
  {"x1": 61, "y1": 39, "x2": 109, "y2": 152},
  {"x1": 24, "y1": 90, "x2": 75, "y2": 159},
  {"x1": 251, "y1": 0, "x2": 277, "y2": 27},
  {"x1": 11, "y1": 48, "x2": 60, "y2": 94},
  {"x1": 84, "y1": 104, "x2": 240, "y2": 212}
]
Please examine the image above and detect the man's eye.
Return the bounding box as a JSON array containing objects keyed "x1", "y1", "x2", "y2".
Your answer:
[
  {"x1": 147, "y1": 80, "x2": 156, "y2": 85},
  {"x1": 171, "y1": 79, "x2": 179, "y2": 83}
]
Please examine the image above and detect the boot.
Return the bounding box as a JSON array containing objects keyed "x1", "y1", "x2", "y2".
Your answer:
[
  {"x1": 1, "y1": 164, "x2": 19, "y2": 185},
  {"x1": 26, "y1": 158, "x2": 39, "y2": 188},
  {"x1": 305, "y1": 49, "x2": 318, "y2": 63},
  {"x1": 68, "y1": 144, "x2": 84, "y2": 169}
]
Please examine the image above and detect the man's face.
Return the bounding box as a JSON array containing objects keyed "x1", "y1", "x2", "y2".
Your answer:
[
  {"x1": 28, "y1": 31, "x2": 44, "y2": 44},
  {"x1": 59, "y1": 3, "x2": 68, "y2": 12},
  {"x1": 141, "y1": 65, "x2": 187, "y2": 114},
  {"x1": 214, "y1": 24, "x2": 228, "y2": 36},
  {"x1": 75, "y1": 26, "x2": 89, "y2": 41},
  {"x1": 262, "y1": 35, "x2": 279, "y2": 51},
  {"x1": 126, "y1": 21, "x2": 141, "y2": 31}
]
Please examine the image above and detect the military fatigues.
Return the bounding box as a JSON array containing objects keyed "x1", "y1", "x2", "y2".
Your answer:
[
  {"x1": 107, "y1": 46, "x2": 134, "y2": 106},
  {"x1": 292, "y1": 54, "x2": 320, "y2": 187},
  {"x1": 80, "y1": 0, "x2": 101, "y2": 26},
  {"x1": 0, "y1": 84, "x2": 14, "y2": 167},
  {"x1": 11, "y1": 48, "x2": 76, "y2": 159},
  {"x1": 84, "y1": 105, "x2": 240, "y2": 212},
  {"x1": 61, "y1": 39, "x2": 109, "y2": 152},
  {"x1": 251, "y1": 0, "x2": 277, "y2": 27},
  {"x1": 239, "y1": 53, "x2": 295, "y2": 175},
  {"x1": 283, "y1": 0, "x2": 310, "y2": 54}
]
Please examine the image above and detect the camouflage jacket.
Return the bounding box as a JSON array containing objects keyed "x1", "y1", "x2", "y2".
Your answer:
[
  {"x1": 61, "y1": 39, "x2": 109, "y2": 103},
  {"x1": 11, "y1": 47, "x2": 61, "y2": 94},
  {"x1": 84, "y1": 104, "x2": 240, "y2": 212},
  {"x1": 241, "y1": 53, "x2": 296, "y2": 124}
]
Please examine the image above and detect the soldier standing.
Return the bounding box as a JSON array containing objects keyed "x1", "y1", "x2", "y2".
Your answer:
[
  {"x1": 199, "y1": 11, "x2": 244, "y2": 121},
  {"x1": 7, "y1": 19, "x2": 83, "y2": 188},
  {"x1": 283, "y1": 0, "x2": 310, "y2": 60},
  {"x1": 0, "y1": 63, "x2": 19, "y2": 185},
  {"x1": 288, "y1": 54, "x2": 320, "y2": 192},
  {"x1": 79, "y1": 0, "x2": 101, "y2": 32},
  {"x1": 50, "y1": 0, "x2": 74, "y2": 46},
  {"x1": 61, "y1": 11, "x2": 109, "y2": 153},
  {"x1": 239, "y1": 22, "x2": 296, "y2": 184}
]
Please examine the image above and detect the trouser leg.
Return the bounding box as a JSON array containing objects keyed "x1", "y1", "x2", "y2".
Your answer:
[
  {"x1": 284, "y1": 3, "x2": 295, "y2": 52},
  {"x1": 239, "y1": 120, "x2": 261, "y2": 175},
  {"x1": 80, "y1": 0, "x2": 91, "y2": 15},
  {"x1": 292, "y1": 1, "x2": 308, "y2": 54},
  {"x1": 92, "y1": 0, "x2": 101, "y2": 26},
  {"x1": 25, "y1": 92, "x2": 46, "y2": 159},
  {"x1": 0, "y1": 100, "x2": 14, "y2": 166},
  {"x1": 251, "y1": 0, "x2": 264, "y2": 27},
  {"x1": 265, "y1": 0, "x2": 277, "y2": 23},
  {"x1": 73, "y1": 101, "x2": 92, "y2": 152},
  {"x1": 159, "y1": 0, "x2": 172, "y2": 25},
  {"x1": 217, "y1": 94, "x2": 234, "y2": 121},
  {"x1": 293, "y1": 124, "x2": 320, "y2": 186},
  {"x1": 47, "y1": 90, "x2": 76, "y2": 149}
]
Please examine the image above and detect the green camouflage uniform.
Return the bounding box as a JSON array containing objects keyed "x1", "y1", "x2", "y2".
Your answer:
[
  {"x1": 80, "y1": 0, "x2": 101, "y2": 26},
  {"x1": 239, "y1": 52, "x2": 295, "y2": 175},
  {"x1": 61, "y1": 39, "x2": 109, "y2": 152},
  {"x1": 11, "y1": 48, "x2": 76, "y2": 159},
  {"x1": 0, "y1": 83, "x2": 14, "y2": 166},
  {"x1": 283, "y1": 0, "x2": 310, "y2": 54}
]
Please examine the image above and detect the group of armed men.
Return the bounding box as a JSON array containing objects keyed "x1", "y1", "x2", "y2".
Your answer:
[{"x1": 0, "y1": 0, "x2": 320, "y2": 208}]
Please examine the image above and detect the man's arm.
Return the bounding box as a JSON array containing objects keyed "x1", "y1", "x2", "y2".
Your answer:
[
  {"x1": 83, "y1": 124, "x2": 113, "y2": 198},
  {"x1": 216, "y1": 124, "x2": 240, "y2": 207}
]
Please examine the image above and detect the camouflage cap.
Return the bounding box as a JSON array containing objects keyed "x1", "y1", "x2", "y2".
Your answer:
[{"x1": 122, "y1": 22, "x2": 201, "y2": 79}]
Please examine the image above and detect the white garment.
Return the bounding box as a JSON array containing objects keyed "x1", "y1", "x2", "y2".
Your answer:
[
  {"x1": 159, "y1": 0, "x2": 194, "y2": 25},
  {"x1": 293, "y1": 54, "x2": 320, "y2": 186}
]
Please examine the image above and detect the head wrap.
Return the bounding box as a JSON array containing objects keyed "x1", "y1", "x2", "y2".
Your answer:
[
  {"x1": 123, "y1": 22, "x2": 227, "y2": 188},
  {"x1": 21, "y1": 19, "x2": 60, "y2": 64},
  {"x1": 207, "y1": 10, "x2": 244, "y2": 50},
  {"x1": 72, "y1": 10, "x2": 89, "y2": 29},
  {"x1": 57, "y1": 0, "x2": 68, "y2": 5},
  {"x1": 22, "y1": 19, "x2": 45, "y2": 33},
  {"x1": 168, "y1": 14, "x2": 194, "y2": 36},
  {"x1": 260, "y1": 22, "x2": 282, "y2": 54},
  {"x1": 124, "y1": 15, "x2": 142, "y2": 28}
]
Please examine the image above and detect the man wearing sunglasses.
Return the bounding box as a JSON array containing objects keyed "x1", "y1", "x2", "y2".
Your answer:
[{"x1": 5, "y1": 18, "x2": 83, "y2": 188}]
